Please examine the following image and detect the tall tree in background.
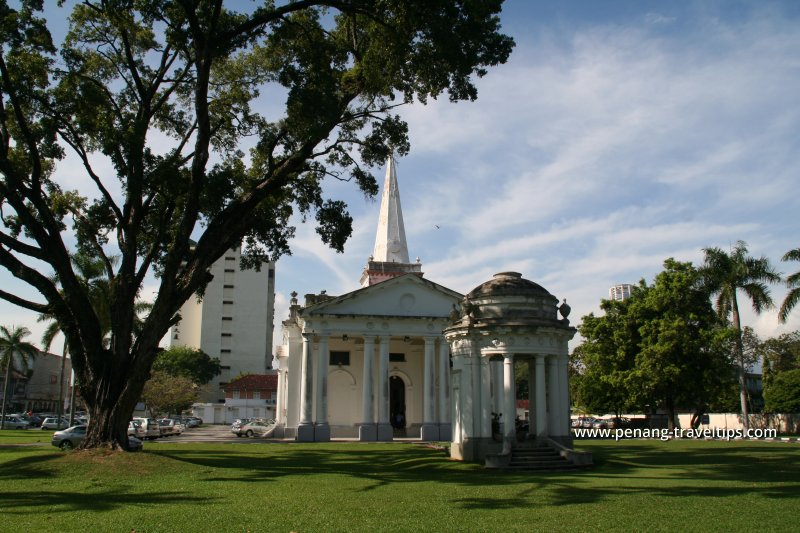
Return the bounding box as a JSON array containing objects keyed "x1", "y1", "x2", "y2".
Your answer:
[
  {"x1": 779, "y1": 247, "x2": 800, "y2": 323},
  {"x1": 576, "y1": 295, "x2": 642, "y2": 417},
  {"x1": 0, "y1": 1, "x2": 513, "y2": 449},
  {"x1": 0, "y1": 325, "x2": 38, "y2": 428},
  {"x1": 701, "y1": 241, "x2": 780, "y2": 430},
  {"x1": 153, "y1": 345, "x2": 221, "y2": 385},
  {"x1": 628, "y1": 260, "x2": 732, "y2": 429}
]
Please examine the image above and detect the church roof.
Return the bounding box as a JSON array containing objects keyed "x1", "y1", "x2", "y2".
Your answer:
[{"x1": 300, "y1": 273, "x2": 462, "y2": 318}]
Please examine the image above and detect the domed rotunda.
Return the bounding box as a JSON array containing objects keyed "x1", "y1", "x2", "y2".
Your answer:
[{"x1": 444, "y1": 272, "x2": 576, "y2": 462}]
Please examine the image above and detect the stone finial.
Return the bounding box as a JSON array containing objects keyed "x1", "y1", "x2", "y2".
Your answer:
[{"x1": 558, "y1": 298, "x2": 571, "y2": 319}]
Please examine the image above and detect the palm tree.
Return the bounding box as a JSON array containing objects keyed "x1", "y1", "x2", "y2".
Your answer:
[
  {"x1": 0, "y1": 326, "x2": 39, "y2": 429},
  {"x1": 701, "y1": 241, "x2": 781, "y2": 430},
  {"x1": 779, "y1": 247, "x2": 800, "y2": 323}
]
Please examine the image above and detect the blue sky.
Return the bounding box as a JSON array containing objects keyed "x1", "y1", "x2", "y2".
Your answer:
[{"x1": 1, "y1": 0, "x2": 799, "y2": 353}]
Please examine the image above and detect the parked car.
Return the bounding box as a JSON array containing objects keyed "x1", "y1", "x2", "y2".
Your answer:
[
  {"x1": 232, "y1": 419, "x2": 276, "y2": 438},
  {"x1": 183, "y1": 416, "x2": 202, "y2": 428},
  {"x1": 52, "y1": 425, "x2": 143, "y2": 451},
  {"x1": 128, "y1": 420, "x2": 146, "y2": 438},
  {"x1": 1, "y1": 415, "x2": 31, "y2": 429},
  {"x1": 230, "y1": 418, "x2": 253, "y2": 432},
  {"x1": 158, "y1": 418, "x2": 184, "y2": 437},
  {"x1": 132, "y1": 417, "x2": 162, "y2": 439},
  {"x1": 40, "y1": 417, "x2": 70, "y2": 430}
]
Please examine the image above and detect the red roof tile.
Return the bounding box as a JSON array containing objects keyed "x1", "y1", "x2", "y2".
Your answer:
[{"x1": 223, "y1": 374, "x2": 278, "y2": 392}]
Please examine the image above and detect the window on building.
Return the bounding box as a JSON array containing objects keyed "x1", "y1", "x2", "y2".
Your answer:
[
  {"x1": 389, "y1": 353, "x2": 405, "y2": 362},
  {"x1": 330, "y1": 351, "x2": 350, "y2": 366},
  {"x1": 233, "y1": 390, "x2": 240, "y2": 400},
  {"x1": 220, "y1": 349, "x2": 231, "y2": 354},
  {"x1": 253, "y1": 391, "x2": 261, "y2": 400}
]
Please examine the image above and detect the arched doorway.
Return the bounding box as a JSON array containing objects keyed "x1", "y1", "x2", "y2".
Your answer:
[{"x1": 389, "y1": 376, "x2": 406, "y2": 436}]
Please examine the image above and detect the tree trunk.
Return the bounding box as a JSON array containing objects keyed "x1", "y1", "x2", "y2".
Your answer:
[
  {"x1": 731, "y1": 296, "x2": 749, "y2": 431},
  {"x1": 57, "y1": 338, "x2": 67, "y2": 420},
  {"x1": 666, "y1": 397, "x2": 676, "y2": 431},
  {"x1": 1, "y1": 357, "x2": 11, "y2": 430},
  {"x1": 78, "y1": 344, "x2": 155, "y2": 451}
]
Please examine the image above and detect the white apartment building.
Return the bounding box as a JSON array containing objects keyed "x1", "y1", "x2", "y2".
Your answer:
[
  {"x1": 608, "y1": 283, "x2": 634, "y2": 301},
  {"x1": 170, "y1": 246, "x2": 276, "y2": 404}
]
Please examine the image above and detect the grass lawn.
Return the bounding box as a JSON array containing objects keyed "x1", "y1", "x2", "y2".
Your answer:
[{"x1": 1, "y1": 437, "x2": 798, "y2": 532}]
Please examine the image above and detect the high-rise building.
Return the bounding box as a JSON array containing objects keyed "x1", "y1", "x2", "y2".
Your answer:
[
  {"x1": 608, "y1": 283, "x2": 634, "y2": 301},
  {"x1": 170, "y1": 246, "x2": 275, "y2": 404}
]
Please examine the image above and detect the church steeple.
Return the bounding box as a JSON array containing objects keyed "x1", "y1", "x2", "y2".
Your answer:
[
  {"x1": 372, "y1": 156, "x2": 410, "y2": 263},
  {"x1": 359, "y1": 157, "x2": 423, "y2": 287}
]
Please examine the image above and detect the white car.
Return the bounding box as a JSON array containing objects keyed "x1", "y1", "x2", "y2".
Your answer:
[{"x1": 40, "y1": 417, "x2": 70, "y2": 430}]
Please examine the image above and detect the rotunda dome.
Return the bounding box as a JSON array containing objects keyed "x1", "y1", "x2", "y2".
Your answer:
[{"x1": 463, "y1": 272, "x2": 564, "y2": 324}]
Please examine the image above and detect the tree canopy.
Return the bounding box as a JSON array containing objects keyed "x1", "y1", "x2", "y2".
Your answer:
[
  {"x1": 0, "y1": 0, "x2": 513, "y2": 449},
  {"x1": 575, "y1": 260, "x2": 735, "y2": 427},
  {"x1": 153, "y1": 345, "x2": 221, "y2": 385}
]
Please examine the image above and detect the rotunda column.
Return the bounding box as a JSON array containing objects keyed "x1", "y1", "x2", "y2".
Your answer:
[
  {"x1": 502, "y1": 353, "x2": 516, "y2": 452},
  {"x1": 547, "y1": 353, "x2": 559, "y2": 436},
  {"x1": 535, "y1": 354, "x2": 547, "y2": 437}
]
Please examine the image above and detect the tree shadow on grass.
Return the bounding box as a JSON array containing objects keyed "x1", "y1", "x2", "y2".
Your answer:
[{"x1": 1, "y1": 488, "x2": 213, "y2": 515}]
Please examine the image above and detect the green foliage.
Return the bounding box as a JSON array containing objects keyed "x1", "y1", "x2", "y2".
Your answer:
[
  {"x1": 701, "y1": 240, "x2": 780, "y2": 425},
  {"x1": 0, "y1": 0, "x2": 513, "y2": 448},
  {"x1": 576, "y1": 260, "x2": 735, "y2": 423},
  {"x1": 764, "y1": 369, "x2": 800, "y2": 413},
  {"x1": 153, "y1": 345, "x2": 221, "y2": 385},
  {"x1": 141, "y1": 370, "x2": 198, "y2": 418},
  {"x1": 780, "y1": 247, "x2": 800, "y2": 323},
  {"x1": 761, "y1": 331, "x2": 800, "y2": 387}
]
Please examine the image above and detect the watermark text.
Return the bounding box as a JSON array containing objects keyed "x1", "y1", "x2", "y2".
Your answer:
[{"x1": 573, "y1": 427, "x2": 778, "y2": 441}]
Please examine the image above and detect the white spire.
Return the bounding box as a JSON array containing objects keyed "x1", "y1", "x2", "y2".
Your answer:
[{"x1": 371, "y1": 156, "x2": 410, "y2": 263}]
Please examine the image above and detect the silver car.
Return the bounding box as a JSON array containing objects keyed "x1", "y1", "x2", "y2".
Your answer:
[{"x1": 52, "y1": 425, "x2": 143, "y2": 451}]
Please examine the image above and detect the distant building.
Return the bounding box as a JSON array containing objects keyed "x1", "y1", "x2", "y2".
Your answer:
[
  {"x1": 228, "y1": 374, "x2": 277, "y2": 420},
  {"x1": 609, "y1": 283, "x2": 634, "y2": 301},
  {"x1": 169, "y1": 246, "x2": 276, "y2": 409},
  {"x1": 0, "y1": 350, "x2": 71, "y2": 413}
]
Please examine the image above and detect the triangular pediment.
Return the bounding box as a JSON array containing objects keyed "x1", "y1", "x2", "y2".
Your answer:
[{"x1": 301, "y1": 274, "x2": 462, "y2": 318}]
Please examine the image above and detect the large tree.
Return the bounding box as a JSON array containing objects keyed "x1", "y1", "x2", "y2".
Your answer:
[
  {"x1": 575, "y1": 296, "x2": 642, "y2": 416},
  {"x1": 0, "y1": 1, "x2": 514, "y2": 449},
  {"x1": 629, "y1": 260, "x2": 734, "y2": 429},
  {"x1": 701, "y1": 241, "x2": 780, "y2": 430},
  {"x1": 0, "y1": 325, "x2": 38, "y2": 427}
]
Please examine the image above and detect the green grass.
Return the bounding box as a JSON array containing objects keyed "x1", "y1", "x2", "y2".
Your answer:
[
  {"x1": 1, "y1": 438, "x2": 798, "y2": 532},
  {"x1": 0, "y1": 428, "x2": 53, "y2": 445}
]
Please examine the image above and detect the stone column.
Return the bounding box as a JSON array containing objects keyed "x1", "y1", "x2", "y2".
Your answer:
[
  {"x1": 527, "y1": 359, "x2": 536, "y2": 438},
  {"x1": 437, "y1": 339, "x2": 451, "y2": 440},
  {"x1": 314, "y1": 334, "x2": 330, "y2": 441},
  {"x1": 297, "y1": 332, "x2": 315, "y2": 441},
  {"x1": 558, "y1": 352, "x2": 570, "y2": 437},
  {"x1": 359, "y1": 335, "x2": 377, "y2": 441},
  {"x1": 535, "y1": 354, "x2": 547, "y2": 437},
  {"x1": 547, "y1": 354, "x2": 559, "y2": 436},
  {"x1": 421, "y1": 337, "x2": 439, "y2": 440},
  {"x1": 479, "y1": 356, "x2": 492, "y2": 439},
  {"x1": 493, "y1": 359, "x2": 504, "y2": 415},
  {"x1": 502, "y1": 353, "x2": 516, "y2": 452},
  {"x1": 377, "y1": 335, "x2": 393, "y2": 441}
]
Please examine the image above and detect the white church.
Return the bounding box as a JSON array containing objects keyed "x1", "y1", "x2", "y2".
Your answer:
[{"x1": 275, "y1": 159, "x2": 584, "y2": 464}]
